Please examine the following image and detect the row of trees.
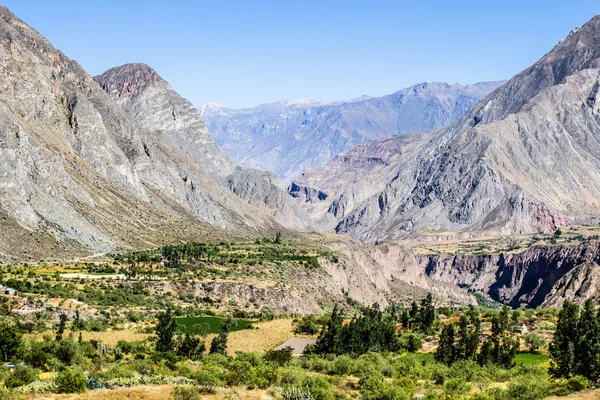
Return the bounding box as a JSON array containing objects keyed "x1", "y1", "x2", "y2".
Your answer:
[
  {"x1": 550, "y1": 299, "x2": 600, "y2": 382},
  {"x1": 313, "y1": 303, "x2": 423, "y2": 356},
  {"x1": 436, "y1": 306, "x2": 519, "y2": 368}
]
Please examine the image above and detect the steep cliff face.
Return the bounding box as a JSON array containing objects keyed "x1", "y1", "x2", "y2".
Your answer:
[
  {"x1": 0, "y1": 6, "x2": 286, "y2": 260},
  {"x1": 421, "y1": 242, "x2": 600, "y2": 307},
  {"x1": 203, "y1": 82, "x2": 503, "y2": 184},
  {"x1": 291, "y1": 15, "x2": 600, "y2": 243},
  {"x1": 94, "y1": 63, "x2": 312, "y2": 231}
]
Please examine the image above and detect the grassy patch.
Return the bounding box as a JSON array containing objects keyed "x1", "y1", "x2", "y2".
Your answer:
[
  {"x1": 515, "y1": 352, "x2": 549, "y2": 366},
  {"x1": 175, "y1": 315, "x2": 254, "y2": 334}
]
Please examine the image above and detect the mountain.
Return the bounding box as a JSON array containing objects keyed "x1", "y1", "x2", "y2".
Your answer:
[
  {"x1": 94, "y1": 64, "x2": 312, "y2": 230},
  {"x1": 0, "y1": 6, "x2": 298, "y2": 261},
  {"x1": 291, "y1": 16, "x2": 600, "y2": 243},
  {"x1": 201, "y1": 82, "x2": 504, "y2": 184}
]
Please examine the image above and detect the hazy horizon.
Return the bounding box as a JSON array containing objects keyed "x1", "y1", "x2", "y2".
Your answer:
[{"x1": 4, "y1": 0, "x2": 598, "y2": 108}]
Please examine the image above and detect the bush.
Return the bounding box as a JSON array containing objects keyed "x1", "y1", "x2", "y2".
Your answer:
[
  {"x1": 328, "y1": 355, "x2": 356, "y2": 376},
  {"x1": 264, "y1": 346, "x2": 293, "y2": 366},
  {"x1": 523, "y1": 333, "x2": 546, "y2": 354},
  {"x1": 171, "y1": 385, "x2": 201, "y2": 400},
  {"x1": 5, "y1": 366, "x2": 39, "y2": 388},
  {"x1": 567, "y1": 375, "x2": 589, "y2": 392},
  {"x1": 505, "y1": 375, "x2": 550, "y2": 400},
  {"x1": 360, "y1": 374, "x2": 412, "y2": 400},
  {"x1": 444, "y1": 377, "x2": 471, "y2": 397},
  {"x1": 293, "y1": 316, "x2": 320, "y2": 335},
  {"x1": 398, "y1": 332, "x2": 424, "y2": 352},
  {"x1": 55, "y1": 367, "x2": 87, "y2": 394}
]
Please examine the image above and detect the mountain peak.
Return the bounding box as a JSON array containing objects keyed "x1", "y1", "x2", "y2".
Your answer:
[{"x1": 94, "y1": 63, "x2": 164, "y2": 100}]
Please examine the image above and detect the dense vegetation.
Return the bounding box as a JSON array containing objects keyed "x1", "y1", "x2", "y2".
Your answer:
[{"x1": 0, "y1": 239, "x2": 597, "y2": 399}]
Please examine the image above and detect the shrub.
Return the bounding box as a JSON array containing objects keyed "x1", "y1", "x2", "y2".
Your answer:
[
  {"x1": 5, "y1": 366, "x2": 39, "y2": 388},
  {"x1": 300, "y1": 375, "x2": 335, "y2": 400},
  {"x1": 444, "y1": 378, "x2": 471, "y2": 397},
  {"x1": 55, "y1": 367, "x2": 87, "y2": 394},
  {"x1": 567, "y1": 375, "x2": 589, "y2": 392},
  {"x1": 398, "y1": 332, "x2": 424, "y2": 352},
  {"x1": 328, "y1": 355, "x2": 356, "y2": 376},
  {"x1": 171, "y1": 385, "x2": 201, "y2": 400},
  {"x1": 264, "y1": 346, "x2": 293, "y2": 366},
  {"x1": 523, "y1": 333, "x2": 546, "y2": 354},
  {"x1": 360, "y1": 374, "x2": 412, "y2": 400},
  {"x1": 193, "y1": 368, "x2": 224, "y2": 394},
  {"x1": 293, "y1": 316, "x2": 320, "y2": 335},
  {"x1": 505, "y1": 375, "x2": 550, "y2": 400}
]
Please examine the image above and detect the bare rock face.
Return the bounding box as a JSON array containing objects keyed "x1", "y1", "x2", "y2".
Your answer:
[
  {"x1": 420, "y1": 242, "x2": 600, "y2": 307},
  {"x1": 292, "y1": 15, "x2": 600, "y2": 243},
  {"x1": 0, "y1": 6, "x2": 288, "y2": 260},
  {"x1": 94, "y1": 64, "x2": 312, "y2": 230},
  {"x1": 202, "y1": 82, "x2": 503, "y2": 184},
  {"x1": 95, "y1": 63, "x2": 237, "y2": 184}
]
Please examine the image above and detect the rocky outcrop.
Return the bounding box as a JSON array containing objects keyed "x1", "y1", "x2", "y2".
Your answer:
[
  {"x1": 292, "y1": 15, "x2": 600, "y2": 243},
  {"x1": 202, "y1": 82, "x2": 503, "y2": 184},
  {"x1": 95, "y1": 64, "x2": 312, "y2": 231}
]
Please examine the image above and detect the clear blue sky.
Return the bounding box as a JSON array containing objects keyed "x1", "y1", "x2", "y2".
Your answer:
[{"x1": 3, "y1": 1, "x2": 599, "y2": 108}]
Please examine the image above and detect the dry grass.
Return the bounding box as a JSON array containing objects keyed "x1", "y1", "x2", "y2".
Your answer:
[
  {"x1": 26, "y1": 329, "x2": 151, "y2": 346},
  {"x1": 26, "y1": 318, "x2": 294, "y2": 351},
  {"x1": 27, "y1": 385, "x2": 274, "y2": 400},
  {"x1": 203, "y1": 318, "x2": 294, "y2": 355}
]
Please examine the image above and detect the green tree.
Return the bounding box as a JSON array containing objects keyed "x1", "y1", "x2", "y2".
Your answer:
[
  {"x1": 314, "y1": 305, "x2": 344, "y2": 355},
  {"x1": 155, "y1": 309, "x2": 177, "y2": 352},
  {"x1": 56, "y1": 313, "x2": 68, "y2": 341},
  {"x1": 418, "y1": 293, "x2": 435, "y2": 334},
  {"x1": 176, "y1": 333, "x2": 205, "y2": 360},
  {"x1": 401, "y1": 308, "x2": 410, "y2": 330},
  {"x1": 575, "y1": 299, "x2": 600, "y2": 381},
  {"x1": 550, "y1": 301, "x2": 580, "y2": 378},
  {"x1": 409, "y1": 301, "x2": 419, "y2": 328},
  {"x1": 209, "y1": 331, "x2": 228, "y2": 355},
  {"x1": 0, "y1": 323, "x2": 22, "y2": 362},
  {"x1": 456, "y1": 313, "x2": 480, "y2": 361},
  {"x1": 435, "y1": 324, "x2": 456, "y2": 366}
]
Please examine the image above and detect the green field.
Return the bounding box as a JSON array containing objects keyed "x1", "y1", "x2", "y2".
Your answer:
[
  {"x1": 515, "y1": 352, "x2": 549, "y2": 365},
  {"x1": 405, "y1": 352, "x2": 548, "y2": 366},
  {"x1": 175, "y1": 315, "x2": 254, "y2": 334}
]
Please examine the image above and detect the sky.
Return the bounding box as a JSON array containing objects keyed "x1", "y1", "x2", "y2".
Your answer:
[{"x1": 3, "y1": 1, "x2": 599, "y2": 109}]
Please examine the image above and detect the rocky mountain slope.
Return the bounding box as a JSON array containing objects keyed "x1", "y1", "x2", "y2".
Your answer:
[
  {"x1": 202, "y1": 82, "x2": 503, "y2": 184},
  {"x1": 94, "y1": 64, "x2": 312, "y2": 230},
  {"x1": 291, "y1": 15, "x2": 600, "y2": 243},
  {"x1": 0, "y1": 6, "x2": 302, "y2": 260}
]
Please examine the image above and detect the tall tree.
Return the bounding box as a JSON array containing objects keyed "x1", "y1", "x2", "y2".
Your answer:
[
  {"x1": 435, "y1": 324, "x2": 456, "y2": 365},
  {"x1": 418, "y1": 293, "x2": 436, "y2": 334},
  {"x1": 155, "y1": 309, "x2": 177, "y2": 352},
  {"x1": 0, "y1": 323, "x2": 22, "y2": 362},
  {"x1": 550, "y1": 301, "x2": 580, "y2": 378},
  {"x1": 314, "y1": 305, "x2": 344, "y2": 355},
  {"x1": 575, "y1": 299, "x2": 600, "y2": 381},
  {"x1": 209, "y1": 320, "x2": 231, "y2": 355},
  {"x1": 56, "y1": 314, "x2": 68, "y2": 342}
]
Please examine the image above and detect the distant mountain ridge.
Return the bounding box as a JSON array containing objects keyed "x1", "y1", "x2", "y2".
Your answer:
[
  {"x1": 290, "y1": 15, "x2": 600, "y2": 243},
  {"x1": 201, "y1": 81, "x2": 504, "y2": 184}
]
